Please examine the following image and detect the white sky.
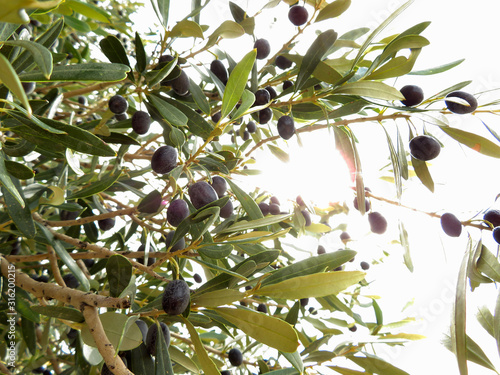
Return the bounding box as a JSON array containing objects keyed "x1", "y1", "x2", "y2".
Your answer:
[{"x1": 132, "y1": 1, "x2": 500, "y2": 374}]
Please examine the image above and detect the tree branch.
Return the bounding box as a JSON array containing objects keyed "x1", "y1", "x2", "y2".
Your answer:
[
  {"x1": 0, "y1": 257, "x2": 130, "y2": 309},
  {"x1": 81, "y1": 305, "x2": 133, "y2": 375}
]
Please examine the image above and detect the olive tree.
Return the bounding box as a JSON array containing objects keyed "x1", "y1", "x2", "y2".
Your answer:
[{"x1": 1, "y1": 1, "x2": 499, "y2": 374}]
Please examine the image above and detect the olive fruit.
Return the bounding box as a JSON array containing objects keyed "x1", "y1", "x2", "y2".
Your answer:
[
  {"x1": 210, "y1": 60, "x2": 228, "y2": 84},
  {"x1": 246, "y1": 121, "x2": 257, "y2": 133},
  {"x1": 145, "y1": 322, "x2": 170, "y2": 355},
  {"x1": 210, "y1": 176, "x2": 227, "y2": 198},
  {"x1": 259, "y1": 202, "x2": 270, "y2": 216},
  {"x1": 171, "y1": 70, "x2": 190, "y2": 96},
  {"x1": 493, "y1": 227, "x2": 500, "y2": 244},
  {"x1": 440, "y1": 212, "x2": 462, "y2": 237},
  {"x1": 254, "y1": 89, "x2": 270, "y2": 106},
  {"x1": 300, "y1": 298, "x2": 309, "y2": 307},
  {"x1": 409, "y1": 135, "x2": 441, "y2": 161},
  {"x1": 275, "y1": 55, "x2": 293, "y2": 70},
  {"x1": 151, "y1": 145, "x2": 178, "y2": 174},
  {"x1": 270, "y1": 196, "x2": 280, "y2": 205},
  {"x1": 167, "y1": 199, "x2": 190, "y2": 227},
  {"x1": 211, "y1": 111, "x2": 221, "y2": 123},
  {"x1": 340, "y1": 231, "x2": 350, "y2": 243},
  {"x1": 368, "y1": 212, "x2": 387, "y2": 234},
  {"x1": 360, "y1": 261, "x2": 370, "y2": 270},
  {"x1": 135, "y1": 319, "x2": 148, "y2": 343},
  {"x1": 400, "y1": 85, "x2": 424, "y2": 107},
  {"x1": 265, "y1": 86, "x2": 277, "y2": 100},
  {"x1": 349, "y1": 325, "x2": 357, "y2": 332},
  {"x1": 83, "y1": 258, "x2": 95, "y2": 269},
  {"x1": 317, "y1": 245, "x2": 326, "y2": 255},
  {"x1": 131, "y1": 110, "x2": 151, "y2": 135},
  {"x1": 78, "y1": 95, "x2": 88, "y2": 106},
  {"x1": 277, "y1": 115, "x2": 295, "y2": 140},
  {"x1": 288, "y1": 5, "x2": 309, "y2": 26},
  {"x1": 98, "y1": 217, "x2": 115, "y2": 231},
  {"x1": 193, "y1": 273, "x2": 202, "y2": 283},
  {"x1": 257, "y1": 303, "x2": 268, "y2": 313},
  {"x1": 258, "y1": 108, "x2": 273, "y2": 124},
  {"x1": 22, "y1": 82, "x2": 36, "y2": 95},
  {"x1": 228, "y1": 348, "x2": 243, "y2": 367},
  {"x1": 162, "y1": 279, "x2": 190, "y2": 315},
  {"x1": 353, "y1": 196, "x2": 370, "y2": 212},
  {"x1": 445, "y1": 91, "x2": 478, "y2": 114},
  {"x1": 221, "y1": 371, "x2": 231, "y2": 375},
  {"x1": 220, "y1": 199, "x2": 234, "y2": 218},
  {"x1": 108, "y1": 95, "x2": 128, "y2": 114},
  {"x1": 189, "y1": 181, "x2": 218, "y2": 209},
  {"x1": 115, "y1": 113, "x2": 128, "y2": 121},
  {"x1": 63, "y1": 274, "x2": 80, "y2": 289},
  {"x1": 301, "y1": 210, "x2": 312, "y2": 226},
  {"x1": 283, "y1": 80, "x2": 293, "y2": 90},
  {"x1": 309, "y1": 306, "x2": 318, "y2": 315},
  {"x1": 60, "y1": 210, "x2": 79, "y2": 221},
  {"x1": 254, "y1": 39, "x2": 271, "y2": 60},
  {"x1": 484, "y1": 209, "x2": 500, "y2": 227},
  {"x1": 164, "y1": 231, "x2": 186, "y2": 252},
  {"x1": 269, "y1": 203, "x2": 280, "y2": 215}
]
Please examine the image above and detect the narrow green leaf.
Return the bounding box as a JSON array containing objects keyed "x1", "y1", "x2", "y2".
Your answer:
[
  {"x1": 68, "y1": 169, "x2": 121, "y2": 199},
  {"x1": 381, "y1": 124, "x2": 402, "y2": 199},
  {"x1": 36, "y1": 223, "x2": 90, "y2": 291},
  {"x1": 189, "y1": 78, "x2": 211, "y2": 115},
  {"x1": 411, "y1": 157, "x2": 434, "y2": 192},
  {"x1": 191, "y1": 289, "x2": 246, "y2": 307},
  {"x1": 63, "y1": 15, "x2": 91, "y2": 32},
  {"x1": 268, "y1": 144, "x2": 290, "y2": 162},
  {"x1": 19, "y1": 63, "x2": 130, "y2": 82},
  {"x1": 229, "y1": 1, "x2": 246, "y2": 22},
  {"x1": 348, "y1": 354, "x2": 410, "y2": 375},
  {"x1": 351, "y1": 0, "x2": 414, "y2": 70},
  {"x1": 443, "y1": 334, "x2": 499, "y2": 374},
  {"x1": 0, "y1": 151, "x2": 25, "y2": 208},
  {"x1": 0, "y1": 54, "x2": 31, "y2": 115},
  {"x1": 296, "y1": 30, "x2": 338, "y2": 91},
  {"x1": 452, "y1": 239, "x2": 472, "y2": 375},
  {"x1": 328, "y1": 366, "x2": 366, "y2": 375},
  {"x1": 262, "y1": 250, "x2": 356, "y2": 286},
  {"x1": 2, "y1": 40, "x2": 53, "y2": 79},
  {"x1": 218, "y1": 214, "x2": 292, "y2": 234},
  {"x1": 170, "y1": 19, "x2": 204, "y2": 38},
  {"x1": 135, "y1": 32, "x2": 147, "y2": 73},
  {"x1": 21, "y1": 317, "x2": 37, "y2": 355},
  {"x1": 30, "y1": 306, "x2": 84, "y2": 322},
  {"x1": 256, "y1": 271, "x2": 365, "y2": 300},
  {"x1": 182, "y1": 317, "x2": 220, "y2": 375},
  {"x1": 477, "y1": 246, "x2": 500, "y2": 282},
  {"x1": 66, "y1": 0, "x2": 110, "y2": 23},
  {"x1": 397, "y1": 128, "x2": 409, "y2": 180},
  {"x1": 131, "y1": 343, "x2": 155, "y2": 374},
  {"x1": 157, "y1": 0, "x2": 170, "y2": 28},
  {"x1": 409, "y1": 58, "x2": 465, "y2": 75},
  {"x1": 315, "y1": 0, "x2": 351, "y2": 22},
  {"x1": 155, "y1": 95, "x2": 213, "y2": 139},
  {"x1": 147, "y1": 56, "x2": 178, "y2": 88},
  {"x1": 333, "y1": 126, "x2": 356, "y2": 182},
  {"x1": 214, "y1": 307, "x2": 299, "y2": 352},
  {"x1": 440, "y1": 127, "x2": 500, "y2": 158},
  {"x1": 5, "y1": 160, "x2": 34, "y2": 180},
  {"x1": 229, "y1": 89, "x2": 255, "y2": 120},
  {"x1": 99, "y1": 35, "x2": 131, "y2": 68},
  {"x1": 147, "y1": 94, "x2": 188, "y2": 127},
  {"x1": 280, "y1": 351, "x2": 304, "y2": 374},
  {"x1": 155, "y1": 320, "x2": 174, "y2": 375},
  {"x1": 7, "y1": 114, "x2": 115, "y2": 156},
  {"x1": 333, "y1": 81, "x2": 405, "y2": 101},
  {"x1": 106, "y1": 255, "x2": 133, "y2": 298},
  {"x1": 399, "y1": 220, "x2": 413, "y2": 272},
  {"x1": 169, "y1": 346, "x2": 199, "y2": 373},
  {"x1": 206, "y1": 20, "x2": 245, "y2": 47},
  {"x1": 221, "y1": 49, "x2": 256, "y2": 119},
  {"x1": 495, "y1": 287, "x2": 500, "y2": 360},
  {"x1": 477, "y1": 306, "x2": 495, "y2": 338},
  {"x1": 226, "y1": 178, "x2": 263, "y2": 220}
]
